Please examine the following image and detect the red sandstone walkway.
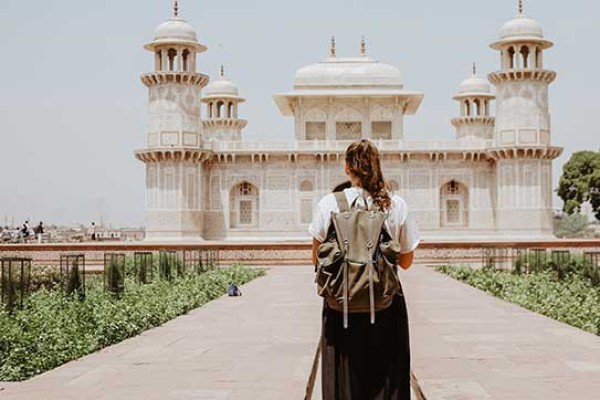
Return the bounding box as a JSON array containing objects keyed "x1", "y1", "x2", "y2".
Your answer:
[
  {"x1": 0, "y1": 268, "x2": 322, "y2": 400},
  {"x1": 402, "y1": 266, "x2": 600, "y2": 400},
  {"x1": 1, "y1": 266, "x2": 599, "y2": 399}
]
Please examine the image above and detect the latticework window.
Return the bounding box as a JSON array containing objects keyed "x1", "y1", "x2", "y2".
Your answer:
[
  {"x1": 230, "y1": 181, "x2": 259, "y2": 228},
  {"x1": 440, "y1": 180, "x2": 468, "y2": 228},
  {"x1": 336, "y1": 122, "x2": 362, "y2": 140},
  {"x1": 239, "y1": 182, "x2": 255, "y2": 196},
  {"x1": 371, "y1": 121, "x2": 392, "y2": 140},
  {"x1": 306, "y1": 122, "x2": 326, "y2": 140},
  {"x1": 239, "y1": 200, "x2": 253, "y2": 224},
  {"x1": 446, "y1": 200, "x2": 460, "y2": 223},
  {"x1": 445, "y1": 181, "x2": 461, "y2": 195}
]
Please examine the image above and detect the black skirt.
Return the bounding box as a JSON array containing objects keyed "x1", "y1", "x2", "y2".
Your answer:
[{"x1": 321, "y1": 285, "x2": 411, "y2": 400}]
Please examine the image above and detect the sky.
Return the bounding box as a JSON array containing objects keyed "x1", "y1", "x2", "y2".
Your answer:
[{"x1": 0, "y1": 0, "x2": 598, "y2": 227}]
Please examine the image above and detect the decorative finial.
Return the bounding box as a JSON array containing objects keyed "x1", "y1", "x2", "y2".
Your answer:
[
  {"x1": 473, "y1": 62, "x2": 476, "y2": 75},
  {"x1": 518, "y1": 0, "x2": 524, "y2": 16},
  {"x1": 220, "y1": 64, "x2": 225, "y2": 79},
  {"x1": 360, "y1": 36, "x2": 366, "y2": 56},
  {"x1": 330, "y1": 36, "x2": 336, "y2": 57},
  {"x1": 174, "y1": 0, "x2": 179, "y2": 17}
]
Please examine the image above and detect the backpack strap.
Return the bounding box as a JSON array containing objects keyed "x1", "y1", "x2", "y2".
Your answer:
[{"x1": 334, "y1": 191, "x2": 350, "y2": 212}]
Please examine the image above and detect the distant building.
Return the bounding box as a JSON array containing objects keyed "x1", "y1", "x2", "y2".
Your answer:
[
  {"x1": 84, "y1": 227, "x2": 145, "y2": 242},
  {"x1": 136, "y1": 2, "x2": 562, "y2": 241}
]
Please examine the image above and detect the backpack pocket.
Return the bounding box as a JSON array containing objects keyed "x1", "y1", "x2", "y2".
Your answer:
[
  {"x1": 378, "y1": 240, "x2": 402, "y2": 298},
  {"x1": 379, "y1": 240, "x2": 401, "y2": 265},
  {"x1": 315, "y1": 241, "x2": 343, "y2": 297}
]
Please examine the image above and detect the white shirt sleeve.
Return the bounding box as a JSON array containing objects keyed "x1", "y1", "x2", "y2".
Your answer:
[
  {"x1": 399, "y1": 209, "x2": 421, "y2": 254},
  {"x1": 308, "y1": 194, "x2": 334, "y2": 242}
]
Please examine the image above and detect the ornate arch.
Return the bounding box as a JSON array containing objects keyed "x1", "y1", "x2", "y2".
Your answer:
[
  {"x1": 229, "y1": 181, "x2": 259, "y2": 228},
  {"x1": 439, "y1": 180, "x2": 469, "y2": 228}
]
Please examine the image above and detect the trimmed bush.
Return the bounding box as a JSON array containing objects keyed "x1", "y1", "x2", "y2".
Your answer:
[{"x1": 0, "y1": 265, "x2": 265, "y2": 381}]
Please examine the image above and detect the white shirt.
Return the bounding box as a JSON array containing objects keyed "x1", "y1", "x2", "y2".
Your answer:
[{"x1": 308, "y1": 187, "x2": 421, "y2": 254}]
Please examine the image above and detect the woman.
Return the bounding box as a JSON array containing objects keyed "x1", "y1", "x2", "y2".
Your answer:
[{"x1": 309, "y1": 139, "x2": 420, "y2": 400}]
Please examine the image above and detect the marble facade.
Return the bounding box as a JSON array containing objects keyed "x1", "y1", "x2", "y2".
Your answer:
[{"x1": 135, "y1": 3, "x2": 562, "y2": 241}]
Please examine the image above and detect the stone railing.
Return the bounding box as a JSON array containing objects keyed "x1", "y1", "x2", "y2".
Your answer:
[
  {"x1": 1, "y1": 239, "x2": 599, "y2": 269},
  {"x1": 204, "y1": 139, "x2": 492, "y2": 153}
]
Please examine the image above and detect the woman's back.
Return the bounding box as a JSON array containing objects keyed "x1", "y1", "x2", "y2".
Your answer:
[
  {"x1": 308, "y1": 139, "x2": 420, "y2": 400},
  {"x1": 309, "y1": 186, "x2": 420, "y2": 255}
]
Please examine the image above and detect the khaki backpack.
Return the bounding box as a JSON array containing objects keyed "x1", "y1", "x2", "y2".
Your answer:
[{"x1": 315, "y1": 191, "x2": 402, "y2": 328}]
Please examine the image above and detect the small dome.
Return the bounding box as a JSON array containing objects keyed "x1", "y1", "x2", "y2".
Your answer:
[
  {"x1": 459, "y1": 75, "x2": 491, "y2": 95},
  {"x1": 154, "y1": 17, "x2": 198, "y2": 44},
  {"x1": 205, "y1": 77, "x2": 239, "y2": 97},
  {"x1": 490, "y1": 13, "x2": 552, "y2": 50},
  {"x1": 294, "y1": 57, "x2": 403, "y2": 89},
  {"x1": 500, "y1": 16, "x2": 544, "y2": 40}
]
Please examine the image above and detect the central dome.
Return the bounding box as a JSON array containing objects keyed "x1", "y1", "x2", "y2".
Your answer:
[{"x1": 294, "y1": 57, "x2": 403, "y2": 89}]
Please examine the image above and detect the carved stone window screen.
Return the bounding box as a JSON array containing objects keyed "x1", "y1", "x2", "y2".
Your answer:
[
  {"x1": 336, "y1": 122, "x2": 361, "y2": 140},
  {"x1": 306, "y1": 122, "x2": 326, "y2": 140},
  {"x1": 444, "y1": 180, "x2": 461, "y2": 196},
  {"x1": 230, "y1": 181, "x2": 259, "y2": 228},
  {"x1": 239, "y1": 182, "x2": 256, "y2": 196},
  {"x1": 371, "y1": 121, "x2": 392, "y2": 140},
  {"x1": 239, "y1": 200, "x2": 253, "y2": 224},
  {"x1": 440, "y1": 180, "x2": 469, "y2": 228},
  {"x1": 446, "y1": 200, "x2": 460, "y2": 223}
]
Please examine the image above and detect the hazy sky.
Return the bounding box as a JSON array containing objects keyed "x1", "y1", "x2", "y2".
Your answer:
[{"x1": 0, "y1": 0, "x2": 598, "y2": 227}]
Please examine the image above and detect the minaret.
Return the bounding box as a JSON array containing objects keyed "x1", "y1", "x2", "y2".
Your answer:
[
  {"x1": 201, "y1": 65, "x2": 247, "y2": 142},
  {"x1": 135, "y1": 2, "x2": 210, "y2": 241},
  {"x1": 451, "y1": 63, "x2": 495, "y2": 141},
  {"x1": 487, "y1": 1, "x2": 563, "y2": 237}
]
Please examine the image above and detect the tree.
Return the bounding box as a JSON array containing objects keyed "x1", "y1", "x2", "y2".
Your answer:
[
  {"x1": 557, "y1": 151, "x2": 600, "y2": 221},
  {"x1": 554, "y1": 212, "x2": 590, "y2": 238}
]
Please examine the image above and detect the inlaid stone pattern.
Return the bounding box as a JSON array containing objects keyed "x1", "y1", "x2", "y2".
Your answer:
[{"x1": 135, "y1": 3, "x2": 563, "y2": 241}]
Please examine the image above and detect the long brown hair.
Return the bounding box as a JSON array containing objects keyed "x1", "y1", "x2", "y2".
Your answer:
[{"x1": 345, "y1": 139, "x2": 391, "y2": 210}]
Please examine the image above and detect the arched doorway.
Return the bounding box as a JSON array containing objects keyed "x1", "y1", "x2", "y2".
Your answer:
[
  {"x1": 440, "y1": 180, "x2": 469, "y2": 228},
  {"x1": 230, "y1": 181, "x2": 259, "y2": 228}
]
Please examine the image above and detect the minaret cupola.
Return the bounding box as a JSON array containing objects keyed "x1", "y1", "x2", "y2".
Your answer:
[
  {"x1": 202, "y1": 65, "x2": 247, "y2": 142},
  {"x1": 143, "y1": 1, "x2": 207, "y2": 75},
  {"x1": 451, "y1": 64, "x2": 495, "y2": 141},
  {"x1": 490, "y1": 0, "x2": 552, "y2": 70},
  {"x1": 488, "y1": 0, "x2": 557, "y2": 148}
]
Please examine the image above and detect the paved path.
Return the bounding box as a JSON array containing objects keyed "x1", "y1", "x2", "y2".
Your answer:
[
  {"x1": 0, "y1": 267, "x2": 322, "y2": 400},
  {"x1": 3, "y1": 265, "x2": 599, "y2": 400},
  {"x1": 402, "y1": 266, "x2": 600, "y2": 400}
]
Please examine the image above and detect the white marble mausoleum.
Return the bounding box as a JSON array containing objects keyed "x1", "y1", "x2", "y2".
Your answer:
[{"x1": 135, "y1": 1, "x2": 563, "y2": 241}]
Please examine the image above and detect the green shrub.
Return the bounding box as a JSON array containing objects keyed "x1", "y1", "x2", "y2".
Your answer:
[
  {"x1": 435, "y1": 265, "x2": 600, "y2": 336},
  {"x1": 29, "y1": 265, "x2": 62, "y2": 292},
  {"x1": 512, "y1": 253, "x2": 600, "y2": 287},
  {"x1": 0, "y1": 265, "x2": 265, "y2": 381}
]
